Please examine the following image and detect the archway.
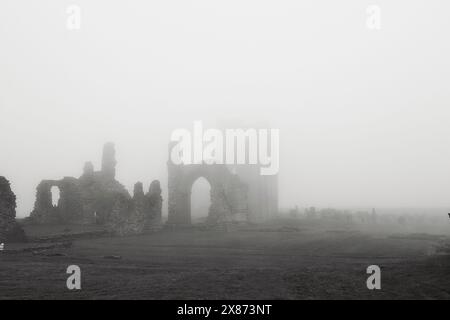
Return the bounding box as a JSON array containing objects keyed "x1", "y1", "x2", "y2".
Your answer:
[
  {"x1": 167, "y1": 163, "x2": 248, "y2": 225},
  {"x1": 190, "y1": 177, "x2": 212, "y2": 224}
]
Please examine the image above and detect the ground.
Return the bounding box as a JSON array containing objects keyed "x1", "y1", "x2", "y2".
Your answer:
[{"x1": 1, "y1": 219, "x2": 450, "y2": 299}]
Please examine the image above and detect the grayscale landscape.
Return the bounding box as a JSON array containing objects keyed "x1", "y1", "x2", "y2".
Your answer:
[{"x1": 1, "y1": 1, "x2": 450, "y2": 300}]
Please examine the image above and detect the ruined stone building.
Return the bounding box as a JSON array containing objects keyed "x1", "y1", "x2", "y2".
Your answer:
[
  {"x1": 29, "y1": 143, "x2": 162, "y2": 235},
  {"x1": 0, "y1": 176, "x2": 26, "y2": 242},
  {"x1": 167, "y1": 157, "x2": 249, "y2": 225},
  {"x1": 167, "y1": 137, "x2": 279, "y2": 225},
  {"x1": 28, "y1": 133, "x2": 277, "y2": 231}
]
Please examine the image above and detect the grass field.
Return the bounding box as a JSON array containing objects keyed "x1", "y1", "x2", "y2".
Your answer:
[{"x1": 1, "y1": 219, "x2": 450, "y2": 299}]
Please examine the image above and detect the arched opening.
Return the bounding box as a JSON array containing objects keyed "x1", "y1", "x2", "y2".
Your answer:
[
  {"x1": 50, "y1": 186, "x2": 60, "y2": 207},
  {"x1": 190, "y1": 177, "x2": 211, "y2": 224}
]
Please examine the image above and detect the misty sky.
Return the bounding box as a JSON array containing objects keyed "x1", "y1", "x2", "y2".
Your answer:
[{"x1": 1, "y1": 1, "x2": 450, "y2": 217}]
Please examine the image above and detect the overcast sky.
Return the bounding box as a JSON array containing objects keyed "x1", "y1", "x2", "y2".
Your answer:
[{"x1": 1, "y1": 1, "x2": 450, "y2": 217}]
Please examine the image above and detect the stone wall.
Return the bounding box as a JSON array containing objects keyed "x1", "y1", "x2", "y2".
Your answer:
[
  {"x1": 0, "y1": 177, "x2": 26, "y2": 242},
  {"x1": 28, "y1": 143, "x2": 162, "y2": 236},
  {"x1": 29, "y1": 178, "x2": 84, "y2": 224},
  {"x1": 105, "y1": 180, "x2": 163, "y2": 236},
  {"x1": 146, "y1": 180, "x2": 162, "y2": 228}
]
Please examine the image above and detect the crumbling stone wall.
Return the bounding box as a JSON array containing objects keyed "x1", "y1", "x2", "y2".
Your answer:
[
  {"x1": 146, "y1": 180, "x2": 162, "y2": 229},
  {"x1": 29, "y1": 180, "x2": 60, "y2": 224},
  {"x1": 58, "y1": 177, "x2": 84, "y2": 223},
  {"x1": 105, "y1": 180, "x2": 163, "y2": 236},
  {"x1": 106, "y1": 192, "x2": 136, "y2": 236},
  {"x1": 29, "y1": 143, "x2": 162, "y2": 235},
  {"x1": 30, "y1": 178, "x2": 84, "y2": 224},
  {"x1": 0, "y1": 177, "x2": 26, "y2": 242}
]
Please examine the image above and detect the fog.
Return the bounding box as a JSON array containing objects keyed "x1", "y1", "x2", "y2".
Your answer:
[{"x1": 1, "y1": 0, "x2": 450, "y2": 218}]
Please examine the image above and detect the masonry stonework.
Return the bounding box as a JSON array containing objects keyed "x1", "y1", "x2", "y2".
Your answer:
[
  {"x1": 0, "y1": 176, "x2": 26, "y2": 242},
  {"x1": 29, "y1": 143, "x2": 162, "y2": 236}
]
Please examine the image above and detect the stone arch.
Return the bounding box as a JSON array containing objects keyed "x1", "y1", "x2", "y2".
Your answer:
[{"x1": 168, "y1": 163, "x2": 248, "y2": 225}]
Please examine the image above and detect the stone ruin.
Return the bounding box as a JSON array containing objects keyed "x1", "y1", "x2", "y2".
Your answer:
[
  {"x1": 106, "y1": 180, "x2": 163, "y2": 236},
  {"x1": 167, "y1": 142, "x2": 278, "y2": 226},
  {"x1": 168, "y1": 160, "x2": 249, "y2": 225},
  {"x1": 27, "y1": 138, "x2": 278, "y2": 232},
  {"x1": 29, "y1": 143, "x2": 162, "y2": 235},
  {"x1": 0, "y1": 176, "x2": 26, "y2": 242}
]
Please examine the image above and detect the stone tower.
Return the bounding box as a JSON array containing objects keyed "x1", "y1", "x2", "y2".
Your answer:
[{"x1": 101, "y1": 142, "x2": 117, "y2": 180}]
